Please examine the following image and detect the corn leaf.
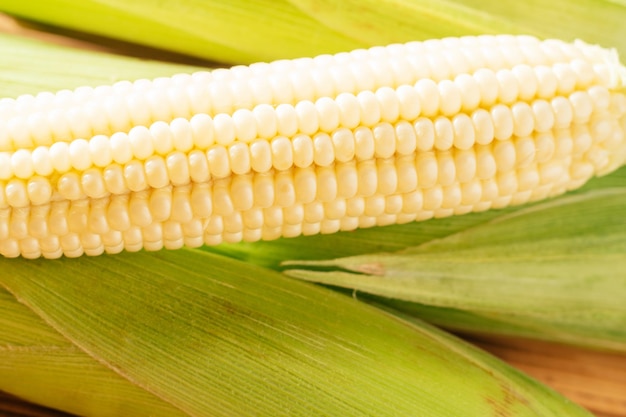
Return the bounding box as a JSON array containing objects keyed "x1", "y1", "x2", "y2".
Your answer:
[{"x1": 0, "y1": 250, "x2": 594, "y2": 417}]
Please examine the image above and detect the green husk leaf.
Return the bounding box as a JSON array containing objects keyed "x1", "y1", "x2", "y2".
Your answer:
[
  {"x1": 283, "y1": 187, "x2": 626, "y2": 351},
  {"x1": 0, "y1": 249, "x2": 593, "y2": 417}
]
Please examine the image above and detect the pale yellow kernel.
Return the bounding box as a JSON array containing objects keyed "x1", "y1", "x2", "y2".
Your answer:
[
  {"x1": 422, "y1": 186, "x2": 443, "y2": 211},
  {"x1": 190, "y1": 114, "x2": 215, "y2": 149},
  {"x1": 11, "y1": 149, "x2": 34, "y2": 179},
  {"x1": 569, "y1": 91, "x2": 593, "y2": 123},
  {"x1": 376, "y1": 159, "x2": 398, "y2": 195},
  {"x1": 296, "y1": 100, "x2": 320, "y2": 135},
  {"x1": 535, "y1": 66, "x2": 558, "y2": 99},
  {"x1": 357, "y1": 160, "x2": 377, "y2": 197},
  {"x1": 460, "y1": 179, "x2": 482, "y2": 205},
  {"x1": 50, "y1": 141, "x2": 72, "y2": 173},
  {"x1": 253, "y1": 173, "x2": 275, "y2": 208},
  {"x1": 313, "y1": 133, "x2": 335, "y2": 166},
  {"x1": 187, "y1": 183, "x2": 211, "y2": 218},
  {"x1": 29, "y1": 205, "x2": 50, "y2": 238},
  {"x1": 511, "y1": 102, "x2": 535, "y2": 138},
  {"x1": 230, "y1": 176, "x2": 253, "y2": 211},
  {"x1": 88, "y1": 200, "x2": 109, "y2": 234},
  {"x1": 346, "y1": 196, "x2": 365, "y2": 217},
  {"x1": 357, "y1": 91, "x2": 382, "y2": 126},
  {"x1": 441, "y1": 184, "x2": 462, "y2": 209},
  {"x1": 107, "y1": 196, "x2": 131, "y2": 231},
  {"x1": 364, "y1": 195, "x2": 386, "y2": 217},
  {"x1": 416, "y1": 152, "x2": 438, "y2": 188},
  {"x1": 373, "y1": 122, "x2": 396, "y2": 158},
  {"x1": 480, "y1": 178, "x2": 499, "y2": 202},
  {"x1": 438, "y1": 80, "x2": 462, "y2": 117},
  {"x1": 376, "y1": 87, "x2": 400, "y2": 123},
  {"x1": 570, "y1": 59, "x2": 596, "y2": 87},
  {"x1": 515, "y1": 136, "x2": 538, "y2": 167},
  {"x1": 335, "y1": 161, "x2": 357, "y2": 198},
  {"x1": 493, "y1": 140, "x2": 517, "y2": 172},
  {"x1": 517, "y1": 165, "x2": 540, "y2": 191},
  {"x1": 426, "y1": 53, "x2": 451, "y2": 82},
  {"x1": 571, "y1": 126, "x2": 593, "y2": 155},
  {"x1": 496, "y1": 70, "x2": 519, "y2": 104},
  {"x1": 275, "y1": 171, "x2": 296, "y2": 207},
  {"x1": 396, "y1": 156, "x2": 417, "y2": 192},
  {"x1": 209, "y1": 81, "x2": 233, "y2": 114},
  {"x1": 242, "y1": 208, "x2": 263, "y2": 229},
  {"x1": 553, "y1": 63, "x2": 577, "y2": 95},
  {"x1": 530, "y1": 100, "x2": 555, "y2": 133},
  {"x1": 454, "y1": 73, "x2": 481, "y2": 112},
  {"x1": 81, "y1": 169, "x2": 107, "y2": 199},
  {"x1": 213, "y1": 181, "x2": 234, "y2": 216},
  {"x1": 554, "y1": 130, "x2": 574, "y2": 158},
  {"x1": 469, "y1": 109, "x2": 493, "y2": 146},
  {"x1": 88, "y1": 135, "x2": 112, "y2": 168},
  {"x1": 150, "y1": 121, "x2": 175, "y2": 155},
  {"x1": 143, "y1": 156, "x2": 168, "y2": 189},
  {"x1": 230, "y1": 79, "x2": 254, "y2": 110},
  {"x1": 434, "y1": 116, "x2": 454, "y2": 151},
  {"x1": 539, "y1": 161, "x2": 567, "y2": 185},
  {"x1": 207, "y1": 145, "x2": 231, "y2": 178},
  {"x1": 48, "y1": 109, "x2": 71, "y2": 143},
  {"x1": 166, "y1": 151, "x2": 191, "y2": 186},
  {"x1": 271, "y1": 136, "x2": 294, "y2": 171},
  {"x1": 171, "y1": 187, "x2": 193, "y2": 223},
  {"x1": 232, "y1": 109, "x2": 257, "y2": 143},
  {"x1": 294, "y1": 167, "x2": 317, "y2": 203},
  {"x1": 394, "y1": 121, "x2": 417, "y2": 155},
  {"x1": 264, "y1": 206, "x2": 284, "y2": 227},
  {"x1": 358, "y1": 215, "x2": 377, "y2": 228},
  {"x1": 329, "y1": 65, "x2": 355, "y2": 96},
  {"x1": 167, "y1": 86, "x2": 191, "y2": 119},
  {"x1": 316, "y1": 97, "x2": 340, "y2": 132},
  {"x1": 0, "y1": 153, "x2": 12, "y2": 180},
  {"x1": 475, "y1": 145, "x2": 497, "y2": 180},
  {"x1": 290, "y1": 71, "x2": 315, "y2": 102},
  {"x1": 497, "y1": 171, "x2": 518, "y2": 196},
  {"x1": 454, "y1": 149, "x2": 476, "y2": 183},
  {"x1": 437, "y1": 151, "x2": 456, "y2": 186},
  {"x1": 414, "y1": 117, "x2": 435, "y2": 151},
  {"x1": 473, "y1": 68, "x2": 499, "y2": 107},
  {"x1": 320, "y1": 218, "x2": 341, "y2": 234},
  {"x1": 171, "y1": 118, "x2": 194, "y2": 152},
  {"x1": 188, "y1": 150, "x2": 210, "y2": 183},
  {"x1": 588, "y1": 86, "x2": 611, "y2": 110},
  {"x1": 248, "y1": 139, "x2": 271, "y2": 173},
  {"x1": 8, "y1": 115, "x2": 32, "y2": 149},
  {"x1": 129, "y1": 192, "x2": 152, "y2": 227},
  {"x1": 329, "y1": 128, "x2": 355, "y2": 162},
  {"x1": 415, "y1": 79, "x2": 440, "y2": 117},
  {"x1": 143, "y1": 223, "x2": 164, "y2": 249},
  {"x1": 28, "y1": 112, "x2": 52, "y2": 147},
  {"x1": 339, "y1": 216, "x2": 359, "y2": 231},
  {"x1": 354, "y1": 126, "x2": 375, "y2": 160},
  {"x1": 102, "y1": 164, "x2": 127, "y2": 195},
  {"x1": 512, "y1": 65, "x2": 538, "y2": 101},
  {"x1": 213, "y1": 114, "x2": 236, "y2": 146},
  {"x1": 402, "y1": 190, "x2": 423, "y2": 213},
  {"x1": 128, "y1": 126, "x2": 154, "y2": 160},
  {"x1": 491, "y1": 105, "x2": 514, "y2": 141},
  {"x1": 316, "y1": 166, "x2": 338, "y2": 202},
  {"x1": 451, "y1": 113, "x2": 475, "y2": 150},
  {"x1": 58, "y1": 173, "x2": 85, "y2": 201},
  {"x1": 162, "y1": 222, "x2": 184, "y2": 250},
  {"x1": 0, "y1": 238, "x2": 20, "y2": 258},
  {"x1": 124, "y1": 161, "x2": 147, "y2": 192},
  {"x1": 222, "y1": 213, "x2": 243, "y2": 234},
  {"x1": 248, "y1": 79, "x2": 273, "y2": 111},
  {"x1": 396, "y1": 85, "x2": 421, "y2": 120},
  {"x1": 570, "y1": 161, "x2": 594, "y2": 180},
  {"x1": 336, "y1": 93, "x2": 361, "y2": 129},
  {"x1": 385, "y1": 194, "x2": 403, "y2": 214},
  {"x1": 292, "y1": 134, "x2": 314, "y2": 168},
  {"x1": 204, "y1": 216, "x2": 223, "y2": 235},
  {"x1": 534, "y1": 132, "x2": 556, "y2": 163},
  {"x1": 275, "y1": 103, "x2": 297, "y2": 137},
  {"x1": 148, "y1": 187, "x2": 172, "y2": 222},
  {"x1": 48, "y1": 201, "x2": 70, "y2": 235},
  {"x1": 284, "y1": 204, "x2": 305, "y2": 224}
]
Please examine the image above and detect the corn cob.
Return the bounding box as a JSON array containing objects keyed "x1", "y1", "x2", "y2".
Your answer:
[{"x1": 1, "y1": 35, "x2": 625, "y2": 259}]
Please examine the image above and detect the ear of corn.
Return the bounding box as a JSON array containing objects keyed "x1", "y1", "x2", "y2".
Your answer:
[{"x1": 0, "y1": 35, "x2": 625, "y2": 259}]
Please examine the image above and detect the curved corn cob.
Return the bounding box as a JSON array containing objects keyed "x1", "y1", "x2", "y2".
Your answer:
[{"x1": 1, "y1": 35, "x2": 625, "y2": 258}]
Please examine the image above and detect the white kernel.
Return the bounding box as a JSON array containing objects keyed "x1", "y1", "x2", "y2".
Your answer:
[
  {"x1": 190, "y1": 183, "x2": 212, "y2": 218},
  {"x1": 209, "y1": 82, "x2": 233, "y2": 114},
  {"x1": 331, "y1": 128, "x2": 356, "y2": 162},
  {"x1": 295, "y1": 100, "x2": 319, "y2": 135},
  {"x1": 271, "y1": 136, "x2": 294, "y2": 171},
  {"x1": 48, "y1": 109, "x2": 71, "y2": 143},
  {"x1": 377, "y1": 159, "x2": 398, "y2": 195},
  {"x1": 476, "y1": 145, "x2": 497, "y2": 179},
  {"x1": 316, "y1": 97, "x2": 340, "y2": 132},
  {"x1": 356, "y1": 92, "x2": 383, "y2": 128},
  {"x1": 491, "y1": 105, "x2": 514, "y2": 141},
  {"x1": 531, "y1": 100, "x2": 555, "y2": 132},
  {"x1": 554, "y1": 63, "x2": 577, "y2": 95},
  {"x1": 496, "y1": 69, "x2": 519, "y2": 104},
  {"x1": 292, "y1": 134, "x2": 314, "y2": 168},
  {"x1": 512, "y1": 65, "x2": 538, "y2": 100},
  {"x1": 188, "y1": 150, "x2": 210, "y2": 183},
  {"x1": 49, "y1": 141, "x2": 72, "y2": 173},
  {"x1": 103, "y1": 164, "x2": 128, "y2": 195},
  {"x1": 569, "y1": 91, "x2": 593, "y2": 123},
  {"x1": 171, "y1": 187, "x2": 193, "y2": 223},
  {"x1": 275, "y1": 104, "x2": 297, "y2": 137},
  {"x1": 232, "y1": 109, "x2": 257, "y2": 143},
  {"x1": 144, "y1": 156, "x2": 169, "y2": 189},
  {"x1": 28, "y1": 112, "x2": 52, "y2": 146},
  {"x1": 249, "y1": 139, "x2": 272, "y2": 173},
  {"x1": 535, "y1": 66, "x2": 558, "y2": 99},
  {"x1": 588, "y1": 86, "x2": 611, "y2": 110},
  {"x1": 493, "y1": 141, "x2": 517, "y2": 172},
  {"x1": 438, "y1": 80, "x2": 462, "y2": 117},
  {"x1": 354, "y1": 127, "x2": 375, "y2": 160},
  {"x1": 551, "y1": 96, "x2": 574, "y2": 128},
  {"x1": 454, "y1": 73, "x2": 481, "y2": 112},
  {"x1": 426, "y1": 53, "x2": 450, "y2": 82},
  {"x1": 452, "y1": 113, "x2": 475, "y2": 150},
  {"x1": 416, "y1": 152, "x2": 438, "y2": 188},
  {"x1": 330, "y1": 65, "x2": 355, "y2": 95},
  {"x1": 455, "y1": 149, "x2": 477, "y2": 183},
  {"x1": 129, "y1": 192, "x2": 152, "y2": 227},
  {"x1": 150, "y1": 121, "x2": 175, "y2": 155},
  {"x1": 110, "y1": 132, "x2": 133, "y2": 165},
  {"x1": 415, "y1": 79, "x2": 440, "y2": 117},
  {"x1": 166, "y1": 152, "x2": 191, "y2": 186},
  {"x1": 89, "y1": 135, "x2": 113, "y2": 168},
  {"x1": 275, "y1": 172, "x2": 296, "y2": 207},
  {"x1": 230, "y1": 79, "x2": 254, "y2": 110},
  {"x1": 226, "y1": 142, "x2": 251, "y2": 175},
  {"x1": 414, "y1": 118, "x2": 435, "y2": 151},
  {"x1": 357, "y1": 160, "x2": 378, "y2": 196},
  {"x1": 58, "y1": 172, "x2": 85, "y2": 201},
  {"x1": 124, "y1": 161, "x2": 148, "y2": 192},
  {"x1": 26, "y1": 177, "x2": 52, "y2": 206},
  {"x1": 11, "y1": 149, "x2": 34, "y2": 179},
  {"x1": 149, "y1": 187, "x2": 172, "y2": 221},
  {"x1": 473, "y1": 69, "x2": 499, "y2": 107},
  {"x1": 190, "y1": 114, "x2": 215, "y2": 149},
  {"x1": 511, "y1": 102, "x2": 535, "y2": 137},
  {"x1": 81, "y1": 169, "x2": 107, "y2": 199},
  {"x1": 213, "y1": 181, "x2": 234, "y2": 216},
  {"x1": 336, "y1": 93, "x2": 361, "y2": 129},
  {"x1": 289, "y1": 71, "x2": 316, "y2": 102},
  {"x1": 514, "y1": 137, "x2": 536, "y2": 167},
  {"x1": 248, "y1": 77, "x2": 273, "y2": 109},
  {"x1": 126, "y1": 92, "x2": 152, "y2": 127},
  {"x1": 434, "y1": 116, "x2": 454, "y2": 151},
  {"x1": 128, "y1": 126, "x2": 154, "y2": 160},
  {"x1": 254, "y1": 173, "x2": 275, "y2": 208},
  {"x1": 571, "y1": 126, "x2": 593, "y2": 155},
  {"x1": 554, "y1": 130, "x2": 574, "y2": 158},
  {"x1": 437, "y1": 151, "x2": 456, "y2": 186},
  {"x1": 373, "y1": 122, "x2": 396, "y2": 158},
  {"x1": 313, "y1": 133, "x2": 335, "y2": 167},
  {"x1": 376, "y1": 87, "x2": 400, "y2": 123},
  {"x1": 49, "y1": 201, "x2": 70, "y2": 235},
  {"x1": 294, "y1": 167, "x2": 317, "y2": 203},
  {"x1": 252, "y1": 104, "x2": 276, "y2": 139},
  {"x1": 171, "y1": 118, "x2": 194, "y2": 152},
  {"x1": 231, "y1": 176, "x2": 254, "y2": 211},
  {"x1": 535, "y1": 132, "x2": 556, "y2": 163},
  {"x1": 394, "y1": 121, "x2": 417, "y2": 155},
  {"x1": 396, "y1": 85, "x2": 421, "y2": 120},
  {"x1": 213, "y1": 114, "x2": 236, "y2": 146},
  {"x1": 207, "y1": 145, "x2": 231, "y2": 178},
  {"x1": 104, "y1": 95, "x2": 130, "y2": 132}
]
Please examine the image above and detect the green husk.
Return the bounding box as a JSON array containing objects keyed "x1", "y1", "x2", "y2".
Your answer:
[{"x1": 0, "y1": 250, "x2": 593, "y2": 417}]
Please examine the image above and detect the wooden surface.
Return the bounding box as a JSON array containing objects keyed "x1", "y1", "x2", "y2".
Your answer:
[{"x1": 1, "y1": 12, "x2": 625, "y2": 417}]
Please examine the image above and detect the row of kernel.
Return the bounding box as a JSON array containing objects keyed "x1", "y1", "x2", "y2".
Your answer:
[{"x1": 0, "y1": 52, "x2": 614, "y2": 152}]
